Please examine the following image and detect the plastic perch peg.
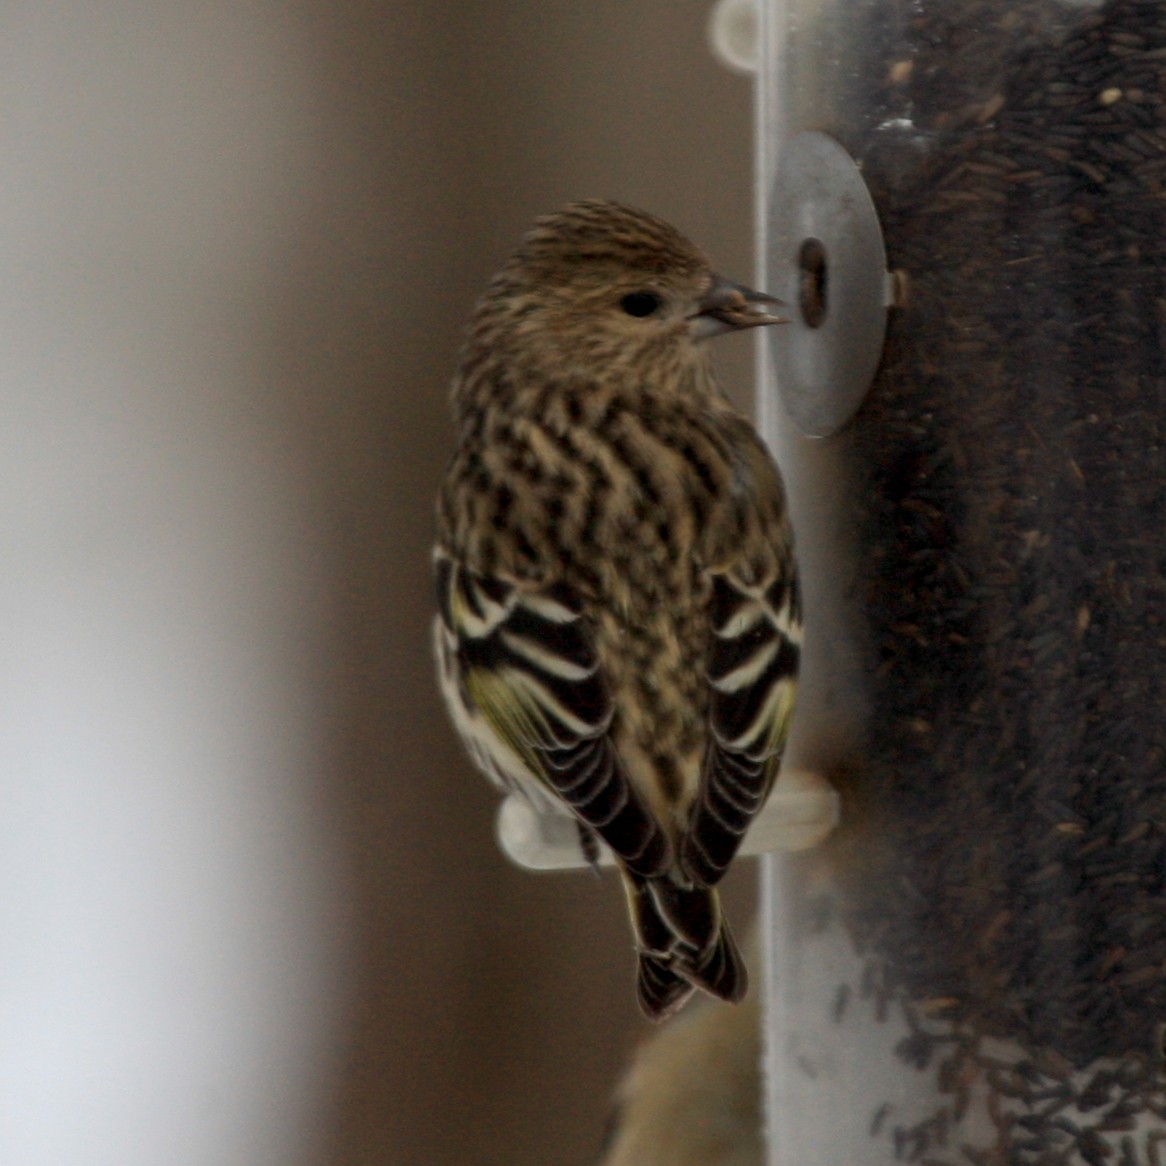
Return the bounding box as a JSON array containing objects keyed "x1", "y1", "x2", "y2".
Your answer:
[
  {"x1": 497, "y1": 770, "x2": 839, "y2": 871},
  {"x1": 707, "y1": 0, "x2": 760, "y2": 75}
]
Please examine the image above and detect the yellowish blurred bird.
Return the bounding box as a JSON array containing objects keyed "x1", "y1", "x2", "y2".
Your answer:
[
  {"x1": 433, "y1": 200, "x2": 798, "y2": 1019},
  {"x1": 597, "y1": 981, "x2": 763, "y2": 1166}
]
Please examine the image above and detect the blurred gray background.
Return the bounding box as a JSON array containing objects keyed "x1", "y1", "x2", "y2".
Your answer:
[{"x1": 1, "y1": 4, "x2": 754, "y2": 1165}]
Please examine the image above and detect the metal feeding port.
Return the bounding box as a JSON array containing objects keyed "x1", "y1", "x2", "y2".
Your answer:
[{"x1": 767, "y1": 131, "x2": 895, "y2": 438}]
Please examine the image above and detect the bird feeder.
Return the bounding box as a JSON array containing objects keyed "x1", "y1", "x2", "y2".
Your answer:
[{"x1": 757, "y1": 0, "x2": 1166, "y2": 1162}]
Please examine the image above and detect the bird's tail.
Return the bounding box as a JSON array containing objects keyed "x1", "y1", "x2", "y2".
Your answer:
[{"x1": 622, "y1": 871, "x2": 747, "y2": 1021}]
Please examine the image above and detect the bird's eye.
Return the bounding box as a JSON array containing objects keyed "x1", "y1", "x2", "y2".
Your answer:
[{"x1": 619, "y1": 291, "x2": 663, "y2": 318}]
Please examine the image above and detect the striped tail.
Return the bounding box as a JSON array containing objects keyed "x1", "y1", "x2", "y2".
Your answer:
[{"x1": 623, "y1": 871, "x2": 748, "y2": 1022}]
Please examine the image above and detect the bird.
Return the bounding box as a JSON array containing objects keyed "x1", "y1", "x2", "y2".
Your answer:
[
  {"x1": 597, "y1": 972, "x2": 763, "y2": 1166},
  {"x1": 433, "y1": 199, "x2": 799, "y2": 1020}
]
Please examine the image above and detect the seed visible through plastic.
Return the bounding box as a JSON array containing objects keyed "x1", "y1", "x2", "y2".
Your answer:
[{"x1": 797, "y1": 237, "x2": 829, "y2": 329}]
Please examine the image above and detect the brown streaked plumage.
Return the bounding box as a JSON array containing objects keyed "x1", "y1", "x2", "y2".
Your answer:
[{"x1": 433, "y1": 200, "x2": 799, "y2": 1019}]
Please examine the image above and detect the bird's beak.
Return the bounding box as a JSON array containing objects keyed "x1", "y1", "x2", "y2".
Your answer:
[{"x1": 689, "y1": 275, "x2": 787, "y2": 339}]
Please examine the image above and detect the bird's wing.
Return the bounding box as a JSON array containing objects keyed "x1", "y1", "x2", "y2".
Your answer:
[
  {"x1": 682, "y1": 566, "x2": 801, "y2": 887},
  {"x1": 434, "y1": 549, "x2": 670, "y2": 877}
]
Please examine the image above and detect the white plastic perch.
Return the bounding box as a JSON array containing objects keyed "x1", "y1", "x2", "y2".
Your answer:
[{"x1": 496, "y1": 769, "x2": 839, "y2": 871}]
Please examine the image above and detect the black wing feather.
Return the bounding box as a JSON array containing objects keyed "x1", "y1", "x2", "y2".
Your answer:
[
  {"x1": 435, "y1": 552, "x2": 670, "y2": 877},
  {"x1": 683, "y1": 570, "x2": 800, "y2": 886}
]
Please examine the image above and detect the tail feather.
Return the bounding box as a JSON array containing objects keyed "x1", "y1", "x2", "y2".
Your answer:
[
  {"x1": 647, "y1": 878, "x2": 717, "y2": 951},
  {"x1": 636, "y1": 953, "x2": 695, "y2": 1021},
  {"x1": 689, "y1": 921, "x2": 747, "y2": 1002},
  {"x1": 623, "y1": 872, "x2": 748, "y2": 1022}
]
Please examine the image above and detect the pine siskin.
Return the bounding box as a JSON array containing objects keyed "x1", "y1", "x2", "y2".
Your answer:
[{"x1": 433, "y1": 200, "x2": 799, "y2": 1020}]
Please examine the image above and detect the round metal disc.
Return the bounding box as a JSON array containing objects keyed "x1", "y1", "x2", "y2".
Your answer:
[{"x1": 767, "y1": 131, "x2": 891, "y2": 438}]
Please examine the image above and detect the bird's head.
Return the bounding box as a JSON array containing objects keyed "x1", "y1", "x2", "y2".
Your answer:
[{"x1": 466, "y1": 200, "x2": 784, "y2": 387}]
